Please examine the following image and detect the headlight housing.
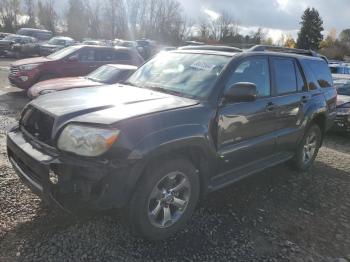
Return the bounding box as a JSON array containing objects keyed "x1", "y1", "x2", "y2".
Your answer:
[
  {"x1": 57, "y1": 125, "x2": 119, "y2": 157},
  {"x1": 19, "y1": 64, "x2": 39, "y2": 71}
]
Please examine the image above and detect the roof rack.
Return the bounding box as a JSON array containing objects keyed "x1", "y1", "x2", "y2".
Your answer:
[
  {"x1": 178, "y1": 45, "x2": 243, "y2": 53},
  {"x1": 248, "y1": 45, "x2": 328, "y2": 63}
]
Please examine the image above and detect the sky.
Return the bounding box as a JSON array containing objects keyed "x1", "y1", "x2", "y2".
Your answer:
[{"x1": 178, "y1": 0, "x2": 350, "y2": 42}]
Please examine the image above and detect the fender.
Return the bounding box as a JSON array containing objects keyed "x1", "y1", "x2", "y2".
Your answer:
[
  {"x1": 301, "y1": 92, "x2": 328, "y2": 129},
  {"x1": 128, "y1": 124, "x2": 217, "y2": 162}
]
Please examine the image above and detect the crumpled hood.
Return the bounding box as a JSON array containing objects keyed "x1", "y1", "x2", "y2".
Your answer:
[
  {"x1": 337, "y1": 95, "x2": 350, "y2": 107},
  {"x1": 28, "y1": 77, "x2": 102, "y2": 98},
  {"x1": 30, "y1": 84, "x2": 199, "y2": 126},
  {"x1": 11, "y1": 56, "x2": 52, "y2": 66}
]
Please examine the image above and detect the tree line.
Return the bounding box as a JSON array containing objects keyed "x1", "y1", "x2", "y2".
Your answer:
[
  {"x1": 0, "y1": 0, "x2": 271, "y2": 46},
  {"x1": 0, "y1": 0, "x2": 349, "y2": 59}
]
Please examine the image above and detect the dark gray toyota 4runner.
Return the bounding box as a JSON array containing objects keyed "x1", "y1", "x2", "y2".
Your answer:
[{"x1": 7, "y1": 46, "x2": 337, "y2": 240}]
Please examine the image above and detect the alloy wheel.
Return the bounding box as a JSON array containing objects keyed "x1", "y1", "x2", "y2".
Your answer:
[{"x1": 148, "y1": 171, "x2": 191, "y2": 228}]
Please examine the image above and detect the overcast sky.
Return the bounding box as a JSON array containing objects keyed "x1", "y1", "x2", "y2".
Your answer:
[{"x1": 178, "y1": 0, "x2": 349, "y2": 41}]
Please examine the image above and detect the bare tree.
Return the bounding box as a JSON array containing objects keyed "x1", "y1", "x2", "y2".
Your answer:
[
  {"x1": 66, "y1": 0, "x2": 89, "y2": 40},
  {"x1": 23, "y1": 0, "x2": 36, "y2": 27},
  {"x1": 37, "y1": 0, "x2": 57, "y2": 33},
  {"x1": 0, "y1": 0, "x2": 20, "y2": 32},
  {"x1": 86, "y1": 0, "x2": 102, "y2": 39},
  {"x1": 210, "y1": 11, "x2": 237, "y2": 41}
]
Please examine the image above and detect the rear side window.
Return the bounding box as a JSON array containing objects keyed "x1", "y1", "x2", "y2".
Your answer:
[
  {"x1": 305, "y1": 60, "x2": 333, "y2": 88},
  {"x1": 96, "y1": 50, "x2": 115, "y2": 61},
  {"x1": 272, "y1": 58, "x2": 297, "y2": 95},
  {"x1": 79, "y1": 49, "x2": 96, "y2": 62}
]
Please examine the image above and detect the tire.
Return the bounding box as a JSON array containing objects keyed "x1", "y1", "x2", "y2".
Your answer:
[
  {"x1": 126, "y1": 158, "x2": 200, "y2": 240},
  {"x1": 293, "y1": 124, "x2": 322, "y2": 171}
]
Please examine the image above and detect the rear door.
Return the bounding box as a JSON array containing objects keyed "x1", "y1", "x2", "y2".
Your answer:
[
  {"x1": 269, "y1": 56, "x2": 309, "y2": 152},
  {"x1": 216, "y1": 56, "x2": 277, "y2": 173},
  {"x1": 61, "y1": 47, "x2": 97, "y2": 76}
]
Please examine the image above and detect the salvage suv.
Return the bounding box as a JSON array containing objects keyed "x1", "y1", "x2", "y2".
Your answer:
[{"x1": 7, "y1": 46, "x2": 336, "y2": 240}]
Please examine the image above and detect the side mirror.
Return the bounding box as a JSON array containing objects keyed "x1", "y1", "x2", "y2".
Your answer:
[{"x1": 223, "y1": 82, "x2": 257, "y2": 102}]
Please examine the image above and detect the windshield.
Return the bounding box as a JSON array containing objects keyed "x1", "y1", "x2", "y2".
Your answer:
[
  {"x1": 47, "y1": 46, "x2": 80, "y2": 59},
  {"x1": 334, "y1": 79, "x2": 350, "y2": 96},
  {"x1": 87, "y1": 65, "x2": 120, "y2": 84},
  {"x1": 48, "y1": 38, "x2": 67, "y2": 46},
  {"x1": 127, "y1": 52, "x2": 231, "y2": 99}
]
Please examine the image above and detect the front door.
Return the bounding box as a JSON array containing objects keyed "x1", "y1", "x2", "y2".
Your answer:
[{"x1": 217, "y1": 56, "x2": 277, "y2": 173}]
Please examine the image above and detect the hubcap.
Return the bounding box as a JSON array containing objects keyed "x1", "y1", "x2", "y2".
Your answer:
[
  {"x1": 302, "y1": 131, "x2": 317, "y2": 164},
  {"x1": 148, "y1": 171, "x2": 191, "y2": 228}
]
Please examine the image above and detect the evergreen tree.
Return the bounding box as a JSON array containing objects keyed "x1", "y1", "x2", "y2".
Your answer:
[{"x1": 296, "y1": 7, "x2": 324, "y2": 50}]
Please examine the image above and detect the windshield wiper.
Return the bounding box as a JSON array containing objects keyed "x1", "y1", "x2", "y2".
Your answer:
[{"x1": 144, "y1": 85, "x2": 184, "y2": 97}]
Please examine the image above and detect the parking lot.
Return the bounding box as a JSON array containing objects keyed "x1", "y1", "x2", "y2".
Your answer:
[{"x1": 0, "y1": 58, "x2": 349, "y2": 261}]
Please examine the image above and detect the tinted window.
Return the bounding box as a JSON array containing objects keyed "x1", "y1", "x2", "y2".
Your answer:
[
  {"x1": 115, "y1": 51, "x2": 131, "y2": 60},
  {"x1": 96, "y1": 50, "x2": 115, "y2": 61},
  {"x1": 226, "y1": 57, "x2": 270, "y2": 97},
  {"x1": 305, "y1": 60, "x2": 333, "y2": 88},
  {"x1": 272, "y1": 58, "x2": 297, "y2": 95},
  {"x1": 79, "y1": 49, "x2": 95, "y2": 62}
]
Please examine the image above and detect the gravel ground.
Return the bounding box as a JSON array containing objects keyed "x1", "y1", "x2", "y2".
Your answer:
[{"x1": 0, "y1": 88, "x2": 349, "y2": 261}]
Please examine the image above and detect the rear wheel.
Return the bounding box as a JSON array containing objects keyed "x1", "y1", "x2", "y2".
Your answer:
[
  {"x1": 126, "y1": 158, "x2": 200, "y2": 240},
  {"x1": 293, "y1": 124, "x2": 322, "y2": 171}
]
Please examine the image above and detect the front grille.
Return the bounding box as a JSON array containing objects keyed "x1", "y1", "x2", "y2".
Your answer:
[
  {"x1": 9, "y1": 66, "x2": 19, "y2": 76},
  {"x1": 20, "y1": 106, "x2": 55, "y2": 146}
]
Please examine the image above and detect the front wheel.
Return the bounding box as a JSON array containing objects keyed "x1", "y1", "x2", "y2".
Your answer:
[
  {"x1": 293, "y1": 124, "x2": 322, "y2": 171},
  {"x1": 126, "y1": 158, "x2": 200, "y2": 240}
]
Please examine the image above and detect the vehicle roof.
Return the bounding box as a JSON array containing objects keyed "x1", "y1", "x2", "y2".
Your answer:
[
  {"x1": 105, "y1": 64, "x2": 138, "y2": 70},
  {"x1": 77, "y1": 45, "x2": 131, "y2": 51},
  {"x1": 244, "y1": 51, "x2": 326, "y2": 61},
  {"x1": 51, "y1": 36, "x2": 74, "y2": 41},
  {"x1": 173, "y1": 49, "x2": 239, "y2": 57},
  {"x1": 178, "y1": 45, "x2": 243, "y2": 53},
  {"x1": 6, "y1": 34, "x2": 34, "y2": 39},
  {"x1": 18, "y1": 27, "x2": 52, "y2": 33},
  {"x1": 173, "y1": 49, "x2": 326, "y2": 61}
]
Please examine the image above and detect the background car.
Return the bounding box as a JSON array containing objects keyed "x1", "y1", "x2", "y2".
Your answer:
[
  {"x1": 329, "y1": 63, "x2": 350, "y2": 74},
  {"x1": 333, "y1": 74, "x2": 350, "y2": 132},
  {"x1": 27, "y1": 64, "x2": 137, "y2": 98},
  {"x1": 16, "y1": 28, "x2": 53, "y2": 42},
  {"x1": 0, "y1": 34, "x2": 37, "y2": 58},
  {"x1": 39, "y1": 36, "x2": 76, "y2": 56},
  {"x1": 82, "y1": 40, "x2": 108, "y2": 46},
  {"x1": 8, "y1": 45, "x2": 144, "y2": 89},
  {"x1": 0, "y1": 32, "x2": 11, "y2": 40}
]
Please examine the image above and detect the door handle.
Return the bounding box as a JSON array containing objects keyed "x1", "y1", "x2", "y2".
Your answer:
[{"x1": 266, "y1": 102, "x2": 275, "y2": 111}]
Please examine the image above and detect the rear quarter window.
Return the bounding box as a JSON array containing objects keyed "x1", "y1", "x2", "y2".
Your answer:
[
  {"x1": 304, "y1": 60, "x2": 333, "y2": 88},
  {"x1": 114, "y1": 51, "x2": 131, "y2": 61}
]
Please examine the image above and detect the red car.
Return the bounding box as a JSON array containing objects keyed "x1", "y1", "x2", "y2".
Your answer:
[
  {"x1": 8, "y1": 45, "x2": 144, "y2": 89},
  {"x1": 27, "y1": 64, "x2": 137, "y2": 98}
]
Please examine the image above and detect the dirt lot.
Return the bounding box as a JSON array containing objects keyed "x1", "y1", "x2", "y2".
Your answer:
[{"x1": 0, "y1": 60, "x2": 349, "y2": 261}]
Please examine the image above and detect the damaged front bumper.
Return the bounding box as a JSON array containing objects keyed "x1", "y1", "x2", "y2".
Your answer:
[{"x1": 7, "y1": 127, "x2": 136, "y2": 212}]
